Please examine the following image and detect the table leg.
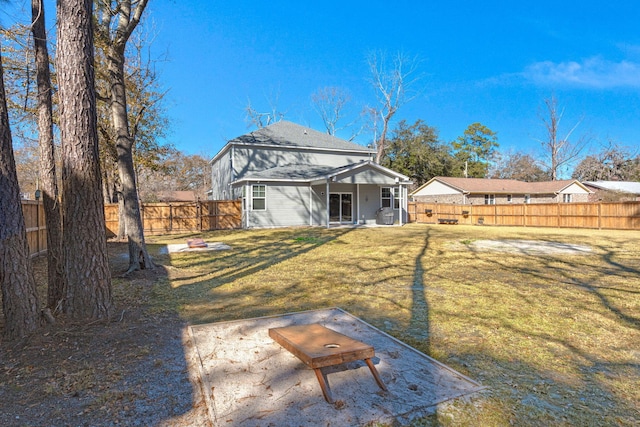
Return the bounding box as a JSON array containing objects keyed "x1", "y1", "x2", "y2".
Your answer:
[
  {"x1": 365, "y1": 358, "x2": 387, "y2": 391},
  {"x1": 313, "y1": 368, "x2": 334, "y2": 403}
]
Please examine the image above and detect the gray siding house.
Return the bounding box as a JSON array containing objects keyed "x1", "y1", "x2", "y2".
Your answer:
[{"x1": 209, "y1": 121, "x2": 412, "y2": 228}]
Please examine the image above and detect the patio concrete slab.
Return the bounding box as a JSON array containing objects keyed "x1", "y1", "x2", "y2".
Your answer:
[{"x1": 189, "y1": 308, "x2": 484, "y2": 426}]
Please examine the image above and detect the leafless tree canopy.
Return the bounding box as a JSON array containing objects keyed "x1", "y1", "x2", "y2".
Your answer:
[
  {"x1": 367, "y1": 51, "x2": 422, "y2": 163},
  {"x1": 245, "y1": 91, "x2": 285, "y2": 129},
  {"x1": 538, "y1": 95, "x2": 590, "y2": 180}
]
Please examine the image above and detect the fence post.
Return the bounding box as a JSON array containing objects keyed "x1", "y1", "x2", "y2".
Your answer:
[
  {"x1": 598, "y1": 203, "x2": 601, "y2": 230},
  {"x1": 197, "y1": 200, "x2": 202, "y2": 231}
]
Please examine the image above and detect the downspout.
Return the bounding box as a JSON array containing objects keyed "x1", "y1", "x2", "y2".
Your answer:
[
  {"x1": 229, "y1": 146, "x2": 235, "y2": 199},
  {"x1": 230, "y1": 145, "x2": 235, "y2": 181}
]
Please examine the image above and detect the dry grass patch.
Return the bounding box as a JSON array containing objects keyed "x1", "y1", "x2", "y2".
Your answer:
[{"x1": 146, "y1": 224, "x2": 639, "y2": 426}]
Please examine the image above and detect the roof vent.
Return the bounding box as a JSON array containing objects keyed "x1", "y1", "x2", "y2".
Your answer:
[{"x1": 303, "y1": 130, "x2": 308, "y2": 135}]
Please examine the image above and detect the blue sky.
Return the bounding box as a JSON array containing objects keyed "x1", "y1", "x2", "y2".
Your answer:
[{"x1": 6, "y1": 1, "x2": 640, "y2": 165}]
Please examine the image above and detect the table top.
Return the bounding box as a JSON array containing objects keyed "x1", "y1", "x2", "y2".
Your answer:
[{"x1": 269, "y1": 323, "x2": 375, "y2": 369}]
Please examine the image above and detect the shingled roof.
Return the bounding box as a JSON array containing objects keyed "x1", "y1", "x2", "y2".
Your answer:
[
  {"x1": 232, "y1": 161, "x2": 410, "y2": 185},
  {"x1": 583, "y1": 181, "x2": 640, "y2": 194},
  {"x1": 415, "y1": 177, "x2": 589, "y2": 195},
  {"x1": 229, "y1": 121, "x2": 371, "y2": 152}
]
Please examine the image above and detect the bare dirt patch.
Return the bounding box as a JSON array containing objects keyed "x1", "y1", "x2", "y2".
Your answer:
[
  {"x1": 192, "y1": 308, "x2": 483, "y2": 426},
  {"x1": 454, "y1": 239, "x2": 592, "y2": 255},
  {"x1": 0, "y1": 244, "x2": 210, "y2": 427}
]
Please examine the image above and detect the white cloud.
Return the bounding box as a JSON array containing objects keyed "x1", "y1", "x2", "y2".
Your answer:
[{"x1": 523, "y1": 57, "x2": 640, "y2": 89}]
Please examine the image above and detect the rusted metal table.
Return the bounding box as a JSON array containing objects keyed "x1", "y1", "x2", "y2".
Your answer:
[{"x1": 269, "y1": 323, "x2": 387, "y2": 403}]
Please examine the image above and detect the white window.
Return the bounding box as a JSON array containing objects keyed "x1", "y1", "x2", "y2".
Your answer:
[
  {"x1": 484, "y1": 194, "x2": 495, "y2": 205},
  {"x1": 524, "y1": 194, "x2": 531, "y2": 204},
  {"x1": 381, "y1": 187, "x2": 391, "y2": 208},
  {"x1": 381, "y1": 187, "x2": 400, "y2": 209},
  {"x1": 252, "y1": 185, "x2": 266, "y2": 210},
  {"x1": 563, "y1": 193, "x2": 572, "y2": 203}
]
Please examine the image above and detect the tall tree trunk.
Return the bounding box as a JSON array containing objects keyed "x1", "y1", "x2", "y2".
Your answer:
[
  {"x1": 109, "y1": 46, "x2": 153, "y2": 271},
  {"x1": 31, "y1": 0, "x2": 64, "y2": 311},
  {"x1": 57, "y1": 0, "x2": 112, "y2": 319},
  {"x1": 0, "y1": 48, "x2": 41, "y2": 341},
  {"x1": 97, "y1": 0, "x2": 153, "y2": 272}
]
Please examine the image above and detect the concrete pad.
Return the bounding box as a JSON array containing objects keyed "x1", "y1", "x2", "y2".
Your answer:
[
  {"x1": 468, "y1": 240, "x2": 592, "y2": 255},
  {"x1": 159, "y1": 242, "x2": 232, "y2": 254},
  {"x1": 190, "y1": 308, "x2": 484, "y2": 426}
]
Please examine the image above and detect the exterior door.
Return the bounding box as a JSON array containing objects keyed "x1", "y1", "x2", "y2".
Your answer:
[{"x1": 329, "y1": 193, "x2": 352, "y2": 223}]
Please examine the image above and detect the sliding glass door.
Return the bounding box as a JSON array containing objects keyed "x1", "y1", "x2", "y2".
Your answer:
[{"x1": 329, "y1": 193, "x2": 352, "y2": 223}]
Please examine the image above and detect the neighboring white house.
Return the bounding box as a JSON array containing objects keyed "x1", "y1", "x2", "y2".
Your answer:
[
  {"x1": 209, "y1": 121, "x2": 412, "y2": 228},
  {"x1": 583, "y1": 181, "x2": 640, "y2": 202},
  {"x1": 410, "y1": 177, "x2": 591, "y2": 204}
]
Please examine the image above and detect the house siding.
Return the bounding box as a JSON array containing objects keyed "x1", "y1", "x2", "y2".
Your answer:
[
  {"x1": 210, "y1": 148, "x2": 233, "y2": 200},
  {"x1": 335, "y1": 168, "x2": 398, "y2": 185},
  {"x1": 412, "y1": 180, "x2": 461, "y2": 197},
  {"x1": 210, "y1": 122, "x2": 411, "y2": 228},
  {"x1": 246, "y1": 183, "x2": 314, "y2": 228},
  {"x1": 359, "y1": 185, "x2": 385, "y2": 224}
]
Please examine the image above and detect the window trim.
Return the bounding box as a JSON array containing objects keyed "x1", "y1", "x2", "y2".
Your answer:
[
  {"x1": 251, "y1": 184, "x2": 266, "y2": 211},
  {"x1": 562, "y1": 193, "x2": 572, "y2": 203},
  {"x1": 381, "y1": 187, "x2": 401, "y2": 210},
  {"x1": 484, "y1": 194, "x2": 495, "y2": 205}
]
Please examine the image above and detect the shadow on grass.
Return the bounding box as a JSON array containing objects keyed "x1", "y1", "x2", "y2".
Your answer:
[
  {"x1": 151, "y1": 227, "x2": 357, "y2": 324},
  {"x1": 144, "y1": 225, "x2": 640, "y2": 425},
  {"x1": 437, "y1": 230, "x2": 640, "y2": 425}
]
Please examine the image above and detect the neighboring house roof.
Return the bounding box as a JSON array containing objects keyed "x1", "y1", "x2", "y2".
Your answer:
[
  {"x1": 232, "y1": 160, "x2": 411, "y2": 186},
  {"x1": 211, "y1": 121, "x2": 373, "y2": 163},
  {"x1": 156, "y1": 190, "x2": 197, "y2": 202},
  {"x1": 411, "y1": 177, "x2": 591, "y2": 196},
  {"x1": 583, "y1": 181, "x2": 640, "y2": 194}
]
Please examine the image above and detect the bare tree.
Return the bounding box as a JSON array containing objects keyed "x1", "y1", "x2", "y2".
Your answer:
[
  {"x1": 57, "y1": 0, "x2": 112, "y2": 319},
  {"x1": 94, "y1": 0, "x2": 153, "y2": 273},
  {"x1": 489, "y1": 149, "x2": 550, "y2": 181},
  {"x1": 367, "y1": 51, "x2": 421, "y2": 163},
  {"x1": 572, "y1": 142, "x2": 640, "y2": 181},
  {"x1": 310, "y1": 86, "x2": 358, "y2": 137},
  {"x1": 538, "y1": 95, "x2": 590, "y2": 180},
  {"x1": 31, "y1": 0, "x2": 64, "y2": 311},
  {"x1": 0, "y1": 43, "x2": 41, "y2": 340},
  {"x1": 244, "y1": 94, "x2": 285, "y2": 129}
]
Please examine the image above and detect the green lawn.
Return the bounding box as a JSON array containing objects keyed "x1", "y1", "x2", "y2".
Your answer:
[{"x1": 142, "y1": 224, "x2": 640, "y2": 426}]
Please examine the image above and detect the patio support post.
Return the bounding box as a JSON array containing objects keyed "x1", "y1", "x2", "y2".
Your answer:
[
  {"x1": 326, "y1": 180, "x2": 330, "y2": 228},
  {"x1": 309, "y1": 184, "x2": 313, "y2": 226},
  {"x1": 357, "y1": 183, "x2": 360, "y2": 225},
  {"x1": 245, "y1": 183, "x2": 250, "y2": 228},
  {"x1": 399, "y1": 185, "x2": 403, "y2": 226}
]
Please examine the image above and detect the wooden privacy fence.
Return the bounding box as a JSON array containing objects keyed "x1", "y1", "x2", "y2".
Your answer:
[
  {"x1": 22, "y1": 200, "x2": 241, "y2": 257},
  {"x1": 408, "y1": 201, "x2": 640, "y2": 230},
  {"x1": 21, "y1": 200, "x2": 47, "y2": 258},
  {"x1": 104, "y1": 200, "x2": 242, "y2": 237}
]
